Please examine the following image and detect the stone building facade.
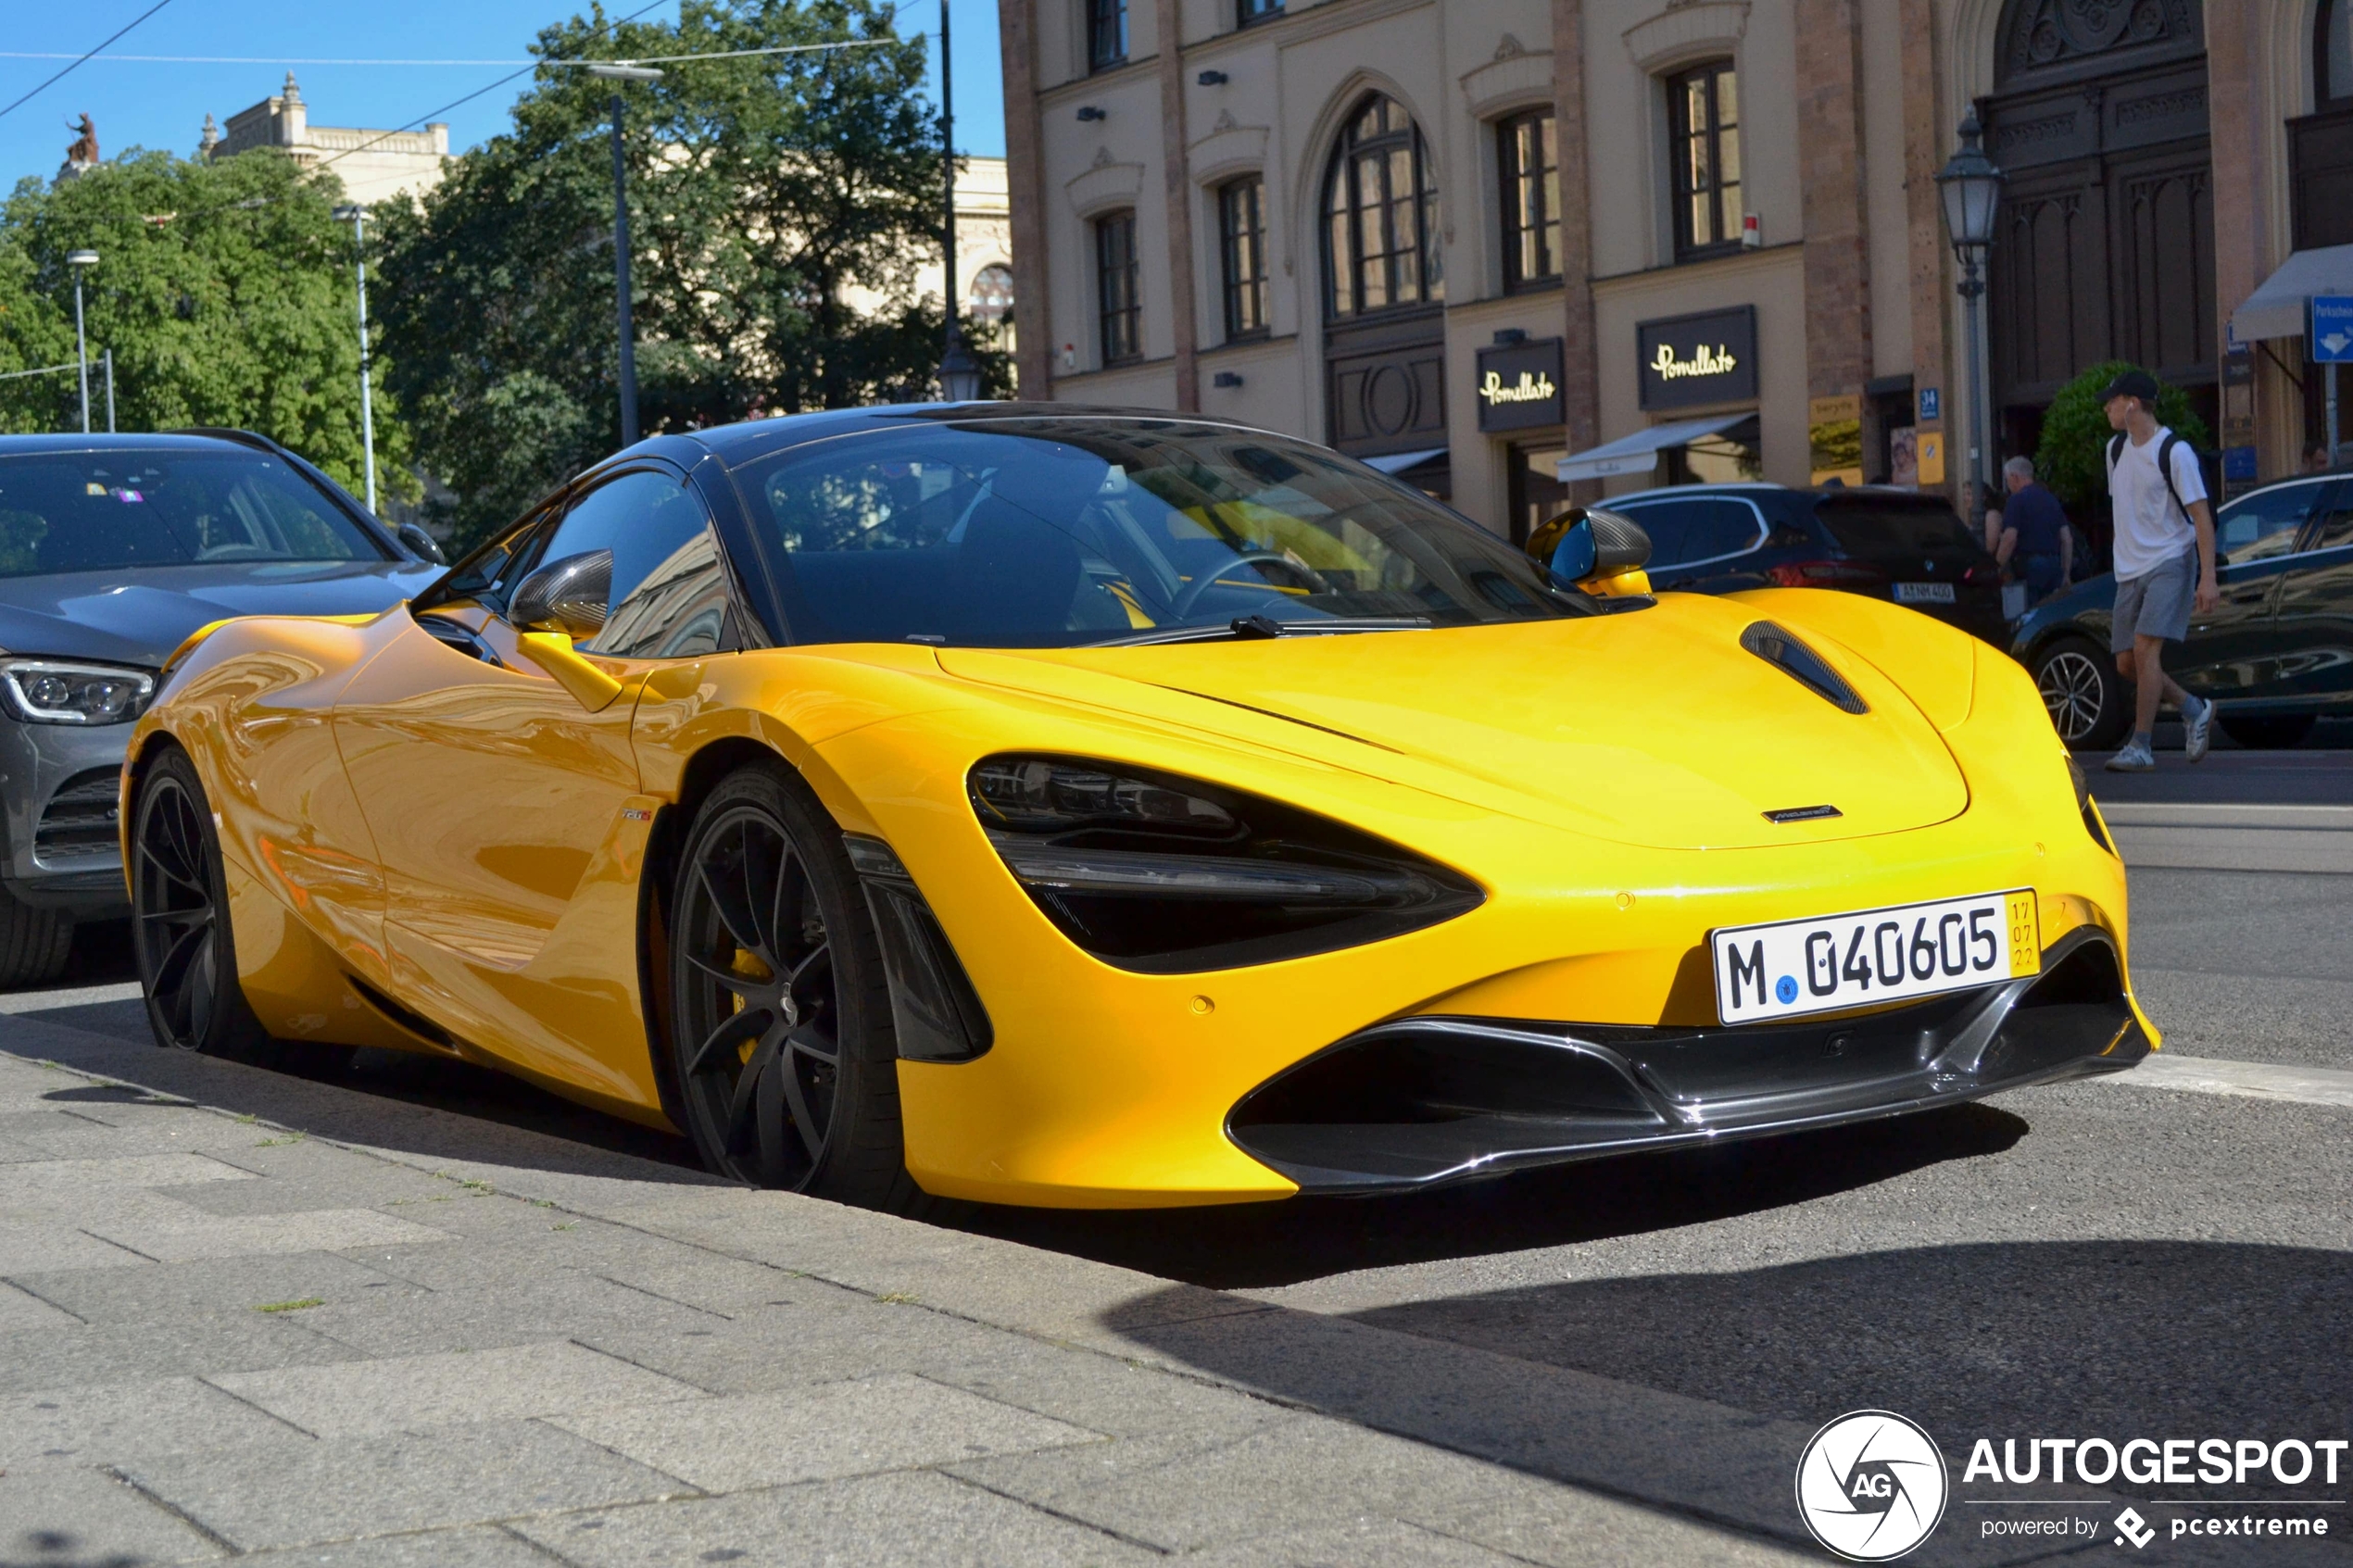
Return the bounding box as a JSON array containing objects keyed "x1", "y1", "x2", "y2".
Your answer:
[
  {"x1": 1000, "y1": 0, "x2": 2353, "y2": 539},
  {"x1": 210, "y1": 75, "x2": 450, "y2": 207}
]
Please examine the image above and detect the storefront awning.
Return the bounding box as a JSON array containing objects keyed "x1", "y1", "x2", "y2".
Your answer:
[
  {"x1": 2230, "y1": 243, "x2": 2353, "y2": 343},
  {"x1": 1359, "y1": 447, "x2": 1449, "y2": 475},
  {"x1": 1554, "y1": 414, "x2": 1752, "y2": 483}
]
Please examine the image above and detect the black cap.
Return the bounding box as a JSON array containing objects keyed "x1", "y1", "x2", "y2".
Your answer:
[{"x1": 2099, "y1": 369, "x2": 2161, "y2": 405}]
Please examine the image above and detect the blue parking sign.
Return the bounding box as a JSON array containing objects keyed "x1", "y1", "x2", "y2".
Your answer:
[
  {"x1": 2314, "y1": 296, "x2": 2353, "y2": 362},
  {"x1": 1918, "y1": 386, "x2": 1942, "y2": 423}
]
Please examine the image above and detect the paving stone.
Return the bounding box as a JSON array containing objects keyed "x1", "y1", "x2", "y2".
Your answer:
[
  {"x1": 0, "y1": 1375, "x2": 309, "y2": 1469},
  {"x1": 1173, "y1": 1516, "x2": 1558, "y2": 1566},
  {"x1": 79, "y1": 1207, "x2": 454, "y2": 1264},
  {"x1": 0, "y1": 1461, "x2": 227, "y2": 1564},
  {"x1": 155, "y1": 1166, "x2": 449, "y2": 1218},
  {"x1": 0, "y1": 1313, "x2": 360, "y2": 1396},
  {"x1": 511, "y1": 1471, "x2": 1158, "y2": 1566},
  {"x1": 192, "y1": 1524, "x2": 558, "y2": 1568},
  {"x1": 0, "y1": 1278, "x2": 82, "y2": 1331},
  {"x1": 0, "y1": 1224, "x2": 152, "y2": 1275},
  {"x1": 550, "y1": 1372, "x2": 1103, "y2": 1493},
  {"x1": 210, "y1": 1340, "x2": 707, "y2": 1439},
  {"x1": 1406, "y1": 1469, "x2": 1824, "y2": 1567},
  {"x1": 586, "y1": 1248, "x2": 817, "y2": 1315},
  {"x1": 0, "y1": 1153, "x2": 257, "y2": 1196},
  {"x1": 117, "y1": 1418, "x2": 693, "y2": 1551},
  {"x1": 332, "y1": 1224, "x2": 693, "y2": 1293},
  {"x1": 945, "y1": 1414, "x2": 1526, "y2": 1554},
  {"x1": 292, "y1": 1270, "x2": 728, "y2": 1358},
  {"x1": 7, "y1": 1252, "x2": 422, "y2": 1328}
]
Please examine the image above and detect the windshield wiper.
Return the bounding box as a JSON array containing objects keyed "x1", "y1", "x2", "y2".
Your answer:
[{"x1": 1089, "y1": 614, "x2": 1435, "y2": 649}]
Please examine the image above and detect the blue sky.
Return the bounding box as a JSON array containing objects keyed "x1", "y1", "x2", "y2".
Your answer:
[{"x1": 0, "y1": 0, "x2": 1004, "y2": 192}]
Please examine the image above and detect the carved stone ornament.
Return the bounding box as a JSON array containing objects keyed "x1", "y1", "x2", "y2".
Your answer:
[{"x1": 1999, "y1": 0, "x2": 2196, "y2": 79}]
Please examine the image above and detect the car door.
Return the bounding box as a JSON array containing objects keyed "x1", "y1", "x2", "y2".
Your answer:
[
  {"x1": 333, "y1": 465, "x2": 728, "y2": 1103},
  {"x1": 2262, "y1": 481, "x2": 2353, "y2": 709},
  {"x1": 2171, "y1": 479, "x2": 2326, "y2": 700}
]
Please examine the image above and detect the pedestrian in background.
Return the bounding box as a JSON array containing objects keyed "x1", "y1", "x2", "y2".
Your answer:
[
  {"x1": 2100, "y1": 370, "x2": 2218, "y2": 773},
  {"x1": 1993, "y1": 456, "x2": 2073, "y2": 606}
]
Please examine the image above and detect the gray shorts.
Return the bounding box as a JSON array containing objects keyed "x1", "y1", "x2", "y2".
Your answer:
[{"x1": 2111, "y1": 548, "x2": 2196, "y2": 651}]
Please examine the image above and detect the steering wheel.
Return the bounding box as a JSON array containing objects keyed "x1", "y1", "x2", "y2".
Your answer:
[{"x1": 1169, "y1": 551, "x2": 1330, "y2": 617}]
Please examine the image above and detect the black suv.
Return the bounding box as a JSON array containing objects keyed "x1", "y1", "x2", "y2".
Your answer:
[
  {"x1": 1600, "y1": 483, "x2": 2007, "y2": 645},
  {"x1": 2011, "y1": 471, "x2": 2353, "y2": 750}
]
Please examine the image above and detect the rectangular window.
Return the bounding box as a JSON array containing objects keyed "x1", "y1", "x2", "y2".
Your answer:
[
  {"x1": 1500, "y1": 110, "x2": 1561, "y2": 290},
  {"x1": 1238, "y1": 0, "x2": 1282, "y2": 26},
  {"x1": 1667, "y1": 59, "x2": 1741, "y2": 261},
  {"x1": 1088, "y1": 0, "x2": 1127, "y2": 70},
  {"x1": 1095, "y1": 210, "x2": 1141, "y2": 364},
  {"x1": 1219, "y1": 177, "x2": 1269, "y2": 340}
]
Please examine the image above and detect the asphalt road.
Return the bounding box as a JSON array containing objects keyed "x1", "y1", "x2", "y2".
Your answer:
[{"x1": 13, "y1": 745, "x2": 2349, "y2": 1559}]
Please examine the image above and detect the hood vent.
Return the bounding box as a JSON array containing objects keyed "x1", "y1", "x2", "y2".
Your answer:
[{"x1": 1740, "y1": 621, "x2": 1868, "y2": 715}]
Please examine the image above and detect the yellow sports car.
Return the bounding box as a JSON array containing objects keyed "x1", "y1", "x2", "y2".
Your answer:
[{"x1": 126, "y1": 407, "x2": 2153, "y2": 1210}]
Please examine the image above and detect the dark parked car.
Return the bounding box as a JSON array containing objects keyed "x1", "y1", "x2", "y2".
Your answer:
[
  {"x1": 1598, "y1": 482, "x2": 2007, "y2": 645},
  {"x1": 2011, "y1": 472, "x2": 2353, "y2": 750},
  {"x1": 0, "y1": 431, "x2": 445, "y2": 985}
]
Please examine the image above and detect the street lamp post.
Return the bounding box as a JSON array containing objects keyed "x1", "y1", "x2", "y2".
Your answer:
[
  {"x1": 333, "y1": 205, "x2": 378, "y2": 512},
  {"x1": 1936, "y1": 108, "x2": 2006, "y2": 505},
  {"x1": 588, "y1": 64, "x2": 663, "y2": 446},
  {"x1": 66, "y1": 250, "x2": 97, "y2": 435},
  {"x1": 937, "y1": 0, "x2": 982, "y2": 403}
]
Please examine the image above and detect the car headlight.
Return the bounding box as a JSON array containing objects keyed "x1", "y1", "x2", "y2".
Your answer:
[
  {"x1": 0, "y1": 659, "x2": 157, "y2": 725},
  {"x1": 970, "y1": 755, "x2": 1483, "y2": 973}
]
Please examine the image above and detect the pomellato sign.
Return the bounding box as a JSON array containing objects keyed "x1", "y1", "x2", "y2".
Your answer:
[
  {"x1": 1637, "y1": 305, "x2": 1759, "y2": 411},
  {"x1": 1475, "y1": 337, "x2": 1567, "y2": 433}
]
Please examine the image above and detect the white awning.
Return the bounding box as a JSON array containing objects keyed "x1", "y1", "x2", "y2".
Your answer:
[
  {"x1": 2231, "y1": 243, "x2": 2353, "y2": 342},
  {"x1": 1359, "y1": 446, "x2": 1448, "y2": 475},
  {"x1": 1555, "y1": 414, "x2": 1753, "y2": 483}
]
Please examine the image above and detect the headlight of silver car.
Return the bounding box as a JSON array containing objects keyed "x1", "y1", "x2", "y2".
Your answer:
[{"x1": 0, "y1": 659, "x2": 157, "y2": 725}]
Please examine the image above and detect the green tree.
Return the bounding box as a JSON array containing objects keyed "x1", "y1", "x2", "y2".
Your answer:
[
  {"x1": 2033, "y1": 360, "x2": 2215, "y2": 510},
  {"x1": 0, "y1": 147, "x2": 413, "y2": 500},
  {"x1": 375, "y1": 0, "x2": 1007, "y2": 550}
]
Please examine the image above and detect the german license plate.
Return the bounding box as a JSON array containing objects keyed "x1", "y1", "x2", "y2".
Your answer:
[
  {"x1": 1712, "y1": 889, "x2": 2040, "y2": 1024},
  {"x1": 1894, "y1": 581, "x2": 1956, "y2": 604}
]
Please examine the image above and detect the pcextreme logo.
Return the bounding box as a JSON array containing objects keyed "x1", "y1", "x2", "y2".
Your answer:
[{"x1": 1795, "y1": 1411, "x2": 1951, "y2": 1562}]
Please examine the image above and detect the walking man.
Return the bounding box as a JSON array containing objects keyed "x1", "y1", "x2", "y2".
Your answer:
[
  {"x1": 2100, "y1": 370, "x2": 2218, "y2": 771},
  {"x1": 1994, "y1": 455, "x2": 2072, "y2": 605}
]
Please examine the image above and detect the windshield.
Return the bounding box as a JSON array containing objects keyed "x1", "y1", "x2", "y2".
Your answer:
[
  {"x1": 732, "y1": 418, "x2": 1594, "y2": 647},
  {"x1": 0, "y1": 451, "x2": 382, "y2": 578}
]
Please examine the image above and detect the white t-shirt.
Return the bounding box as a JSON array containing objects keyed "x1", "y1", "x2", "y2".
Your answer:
[{"x1": 2107, "y1": 425, "x2": 2207, "y2": 581}]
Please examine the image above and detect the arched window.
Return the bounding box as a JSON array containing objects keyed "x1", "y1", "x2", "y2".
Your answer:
[
  {"x1": 2322, "y1": 0, "x2": 2353, "y2": 104},
  {"x1": 1322, "y1": 94, "x2": 1442, "y2": 320}
]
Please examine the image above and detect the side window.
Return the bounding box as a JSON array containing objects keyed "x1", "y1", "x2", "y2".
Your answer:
[
  {"x1": 1617, "y1": 502, "x2": 1692, "y2": 571},
  {"x1": 539, "y1": 470, "x2": 732, "y2": 658},
  {"x1": 2308, "y1": 483, "x2": 2353, "y2": 552},
  {"x1": 2214, "y1": 483, "x2": 2318, "y2": 566}
]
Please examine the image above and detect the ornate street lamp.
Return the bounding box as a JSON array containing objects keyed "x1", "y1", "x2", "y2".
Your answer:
[
  {"x1": 66, "y1": 249, "x2": 97, "y2": 434},
  {"x1": 333, "y1": 205, "x2": 378, "y2": 512},
  {"x1": 1936, "y1": 107, "x2": 2006, "y2": 497},
  {"x1": 587, "y1": 62, "x2": 664, "y2": 447},
  {"x1": 936, "y1": 0, "x2": 984, "y2": 403}
]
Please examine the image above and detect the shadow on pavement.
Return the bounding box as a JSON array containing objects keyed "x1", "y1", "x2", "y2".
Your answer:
[
  {"x1": 1103, "y1": 1239, "x2": 2353, "y2": 1562},
  {"x1": 960, "y1": 1102, "x2": 2028, "y2": 1289}
]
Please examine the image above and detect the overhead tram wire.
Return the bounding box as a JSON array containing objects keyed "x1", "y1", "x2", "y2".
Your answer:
[
  {"x1": 0, "y1": 0, "x2": 178, "y2": 122},
  {"x1": 0, "y1": 44, "x2": 895, "y2": 68}
]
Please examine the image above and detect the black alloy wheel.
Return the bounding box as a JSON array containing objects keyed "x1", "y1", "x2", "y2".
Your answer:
[
  {"x1": 670, "y1": 764, "x2": 913, "y2": 1206},
  {"x1": 2032, "y1": 636, "x2": 2128, "y2": 751},
  {"x1": 130, "y1": 748, "x2": 271, "y2": 1060}
]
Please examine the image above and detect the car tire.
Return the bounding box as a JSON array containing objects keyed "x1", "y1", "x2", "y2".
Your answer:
[
  {"x1": 668, "y1": 761, "x2": 922, "y2": 1211},
  {"x1": 129, "y1": 747, "x2": 275, "y2": 1061},
  {"x1": 0, "y1": 886, "x2": 74, "y2": 991},
  {"x1": 2218, "y1": 713, "x2": 2317, "y2": 750},
  {"x1": 2032, "y1": 636, "x2": 2129, "y2": 751}
]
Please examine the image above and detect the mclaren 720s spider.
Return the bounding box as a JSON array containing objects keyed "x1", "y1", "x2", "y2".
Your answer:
[{"x1": 125, "y1": 406, "x2": 2155, "y2": 1210}]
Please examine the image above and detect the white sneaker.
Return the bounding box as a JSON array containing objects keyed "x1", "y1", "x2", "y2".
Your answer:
[
  {"x1": 2105, "y1": 739, "x2": 2157, "y2": 772},
  {"x1": 2183, "y1": 696, "x2": 2213, "y2": 763}
]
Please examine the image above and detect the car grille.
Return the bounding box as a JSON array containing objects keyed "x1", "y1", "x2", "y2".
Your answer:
[{"x1": 34, "y1": 768, "x2": 124, "y2": 867}]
